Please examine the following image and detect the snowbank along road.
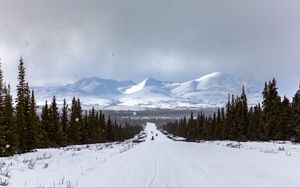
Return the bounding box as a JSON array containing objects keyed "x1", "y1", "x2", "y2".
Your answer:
[{"x1": 1, "y1": 122, "x2": 300, "y2": 187}]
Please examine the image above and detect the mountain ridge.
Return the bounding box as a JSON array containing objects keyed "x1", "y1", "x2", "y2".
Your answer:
[{"x1": 32, "y1": 72, "x2": 262, "y2": 109}]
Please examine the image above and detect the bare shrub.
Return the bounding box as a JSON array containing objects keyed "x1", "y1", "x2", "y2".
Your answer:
[
  {"x1": 0, "y1": 178, "x2": 9, "y2": 186},
  {"x1": 27, "y1": 160, "x2": 36, "y2": 169}
]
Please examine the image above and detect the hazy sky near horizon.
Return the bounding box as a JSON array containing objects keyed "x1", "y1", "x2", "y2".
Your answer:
[{"x1": 0, "y1": 0, "x2": 300, "y2": 97}]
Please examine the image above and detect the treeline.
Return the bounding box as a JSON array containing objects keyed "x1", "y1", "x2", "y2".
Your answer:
[
  {"x1": 162, "y1": 79, "x2": 300, "y2": 142},
  {"x1": 0, "y1": 58, "x2": 142, "y2": 157}
]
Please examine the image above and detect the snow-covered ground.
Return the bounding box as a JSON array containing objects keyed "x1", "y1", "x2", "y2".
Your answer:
[{"x1": 1, "y1": 123, "x2": 300, "y2": 187}]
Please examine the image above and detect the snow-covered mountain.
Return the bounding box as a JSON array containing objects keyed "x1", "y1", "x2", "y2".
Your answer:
[
  {"x1": 33, "y1": 72, "x2": 263, "y2": 109},
  {"x1": 170, "y1": 72, "x2": 261, "y2": 107},
  {"x1": 34, "y1": 77, "x2": 134, "y2": 100},
  {"x1": 70, "y1": 77, "x2": 134, "y2": 96}
]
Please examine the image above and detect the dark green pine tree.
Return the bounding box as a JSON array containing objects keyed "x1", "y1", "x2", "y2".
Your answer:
[
  {"x1": 224, "y1": 95, "x2": 233, "y2": 139},
  {"x1": 186, "y1": 112, "x2": 195, "y2": 138},
  {"x1": 217, "y1": 107, "x2": 226, "y2": 140},
  {"x1": 210, "y1": 112, "x2": 217, "y2": 140},
  {"x1": 23, "y1": 83, "x2": 32, "y2": 151},
  {"x1": 262, "y1": 79, "x2": 281, "y2": 140},
  {"x1": 3, "y1": 85, "x2": 18, "y2": 155},
  {"x1": 277, "y1": 96, "x2": 294, "y2": 140},
  {"x1": 60, "y1": 99, "x2": 68, "y2": 145},
  {"x1": 292, "y1": 83, "x2": 300, "y2": 141},
  {"x1": 99, "y1": 111, "x2": 106, "y2": 142},
  {"x1": 182, "y1": 116, "x2": 187, "y2": 137},
  {"x1": 27, "y1": 90, "x2": 39, "y2": 151},
  {"x1": 240, "y1": 86, "x2": 249, "y2": 140},
  {"x1": 227, "y1": 94, "x2": 238, "y2": 140},
  {"x1": 88, "y1": 107, "x2": 97, "y2": 143},
  {"x1": 50, "y1": 96, "x2": 64, "y2": 146},
  {"x1": 15, "y1": 58, "x2": 28, "y2": 153},
  {"x1": 76, "y1": 98, "x2": 86, "y2": 143},
  {"x1": 81, "y1": 110, "x2": 89, "y2": 144},
  {"x1": 248, "y1": 104, "x2": 263, "y2": 140},
  {"x1": 67, "y1": 97, "x2": 82, "y2": 144},
  {"x1": 0, "y1": 61, "x2": 7, "y2": 156},
  {"x1": 106, "y1": 116, "x2": 114, "y2": 141},
  {"x1": 214, "y1": 108, "x2": 222, "y2": 139},
  {"x1": 40, "y1": 101, "x2": 51, "y2": 147}
]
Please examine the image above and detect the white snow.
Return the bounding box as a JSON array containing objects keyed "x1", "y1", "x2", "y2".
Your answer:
[
  {"x1": 31, "y1": 72, "x2": 262, "y2": 110},
  {"x1": 124, "y1": 77, "x2": 162, "y2": 94},
  {"x1": 2, "y1": 122, "x2": 299, "y2": 187}
]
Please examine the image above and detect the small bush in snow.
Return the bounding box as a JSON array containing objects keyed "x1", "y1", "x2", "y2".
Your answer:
[
  {"x1": 226, "y1": 142, "x2": 242, "y2": 149},
  {"x1": 0, "y1": 178, "x2": 9, "y2": 186},
  {"x1": 0, "y1": 168, "x2": 10, "y2": 178},
  {"x1": 262, "y1": 150, "x2": 277, "y2": 154},
  {"x1": 96, "y1": 146, "x2": 103, "y2": 151},
  {"x1": 27, "y1": 160, "x2": 35, "y2": 169},
  {"x1": 278, "y1": 146, "x2": 285, "y2": 151},
  {"x1": 276, "y1": 141, "x2": 287, "y2": 144},
  {"x1": 286, "y1": 151, "x2": 292, "y2": 156},
  {"x1": 43, "y1": 163, "x2": 49, "y2": 169},
  {"x1": 66, "y1": 180, "x2": 77, "y2": 188},
  {"x1": 36, "y1": 153, "x2": 52, "y2": 161}
]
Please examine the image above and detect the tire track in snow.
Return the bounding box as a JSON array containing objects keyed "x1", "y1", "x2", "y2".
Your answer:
[{"x1": 148, "y1": 159, "x2": 157, "y2": 187}]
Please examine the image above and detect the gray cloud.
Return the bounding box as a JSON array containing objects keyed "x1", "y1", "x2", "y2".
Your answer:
[{"x1": 0, "y1": 0, "x2": 300, "y2": 97}]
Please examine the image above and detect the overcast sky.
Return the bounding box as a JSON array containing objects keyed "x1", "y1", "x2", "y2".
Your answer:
[{"x1": 0, "y1": 0, "x2": 299, "y2": 97}]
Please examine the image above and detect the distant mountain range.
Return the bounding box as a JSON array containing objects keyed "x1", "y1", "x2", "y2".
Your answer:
[{"x1": 32, "y1": 72, "x2": 263, "y2": 110}]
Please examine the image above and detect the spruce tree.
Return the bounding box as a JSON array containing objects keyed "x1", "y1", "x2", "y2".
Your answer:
[
  {"x1": 3, "y1": 85, "x2": 18, "y2": 155},
  {"x1": 67, "y1": 97, "x2": 81, "y2": 144},
  {"x1": 292, "y1": 84, "x2": 300, "y2": 141},
  {"x1": 214, "y1": 108, "x2": 222, "y2": 139},
  {"x1": 88, "y1": 107, "x2": 97, "y2": 142},
  {"x1": 248, "y1": 104, "x2": 263, "y2": 140},
  {"x1": 224, "y1": 95, "x2": 232, "y2": 139},
  {"x1": 15, "y1": 58, "x2": 28, "y2": 153},
  {"x1": 76, "y1": 99, "x2": 86, "y2": 143},
  {"x1": 262, "y1": 79, "x2": 281, "y2": 140},
  {"x1": 27, "y1": 90, "x2": 39, "y2": 150},
  {"x1": 241, "y1": 86, "x2": 249, "y2": 139},
  {"x1": 81, "y1": 110, "x2": 89, "y2": 144},
  {"x1": 218, "y1": 108, "x2": 226, "y2": 140},
  {"x1": 41, "y1": 101, "x2": 51, "y2": 147},
  {"x1": 61, "y1": 99, "x2": 68, "y2": 144},
  {"x1": 106, "y1": 116, "x2": 113, "y2": 141},
  {"x1": 278, "y1": 96, "x2": 293, "y2": 140},
  {"x1": 49, "y1": 96, "x2": 64, "y2": 146},
  {"x1": 0, "y1": 61, "x2": 7, "y2": 156}
]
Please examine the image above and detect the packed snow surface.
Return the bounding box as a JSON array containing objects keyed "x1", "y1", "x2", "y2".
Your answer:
[{"x1": 1, "y1": 123, "x2": 300, "y2": 187}]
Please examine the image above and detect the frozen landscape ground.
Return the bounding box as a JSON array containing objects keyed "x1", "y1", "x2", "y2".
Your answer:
[{"x1": 1, "y1": 123, "x2": 300, "y2": 187}]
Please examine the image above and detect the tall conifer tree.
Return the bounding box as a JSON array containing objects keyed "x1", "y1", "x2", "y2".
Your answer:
[
  {"x1": 0, "y1": 61, "x2": 7, "y2": 156},
  {"x1": 292, "y1": 84, "x2": 300, "y2": 141},
  {"x1": 3, "y1": 85, "x2": 18, "y2": 155},
  {"x1": 15, "y1": 58, "x2": 28, "y2": 153},
  {"x1": 50, "y1": 96, "x2": 64, "y2": 146},
  {"x1": 27, "y1": 90, "x2": 38, "y2": 150}
]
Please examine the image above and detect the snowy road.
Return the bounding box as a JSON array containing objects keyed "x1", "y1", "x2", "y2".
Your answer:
[
  {"x1": 83, "y1": 123, "x2": 300, "y2": 187},
  {"x1": 2, "y1": 122, "x2": 300, "y2": 187}
]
